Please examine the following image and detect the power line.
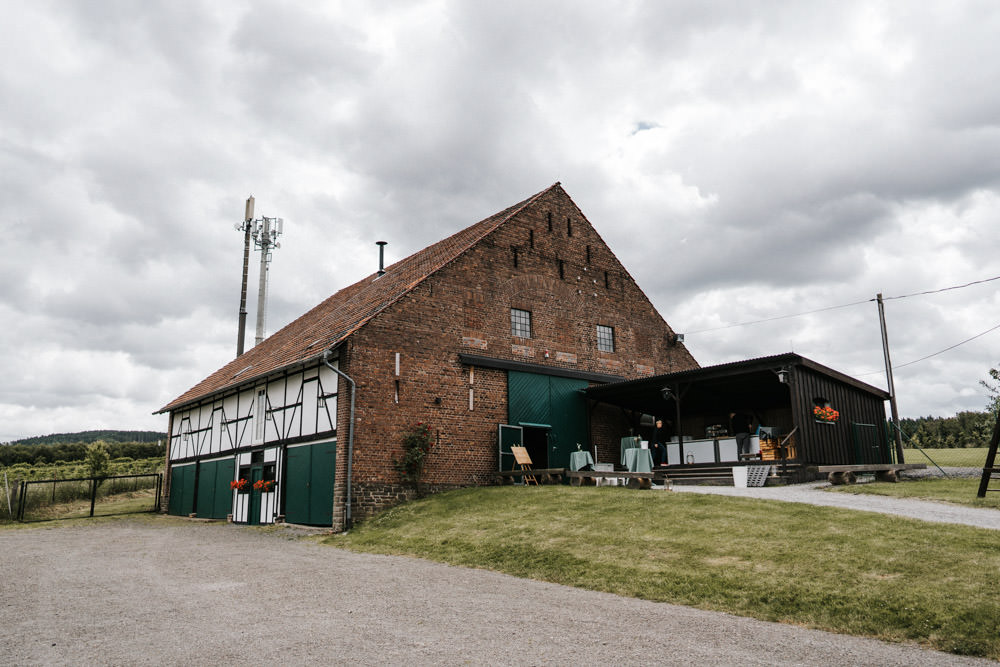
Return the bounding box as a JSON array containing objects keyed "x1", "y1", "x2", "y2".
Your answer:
[
  {"x1": 853, "y1": 321, "x2": 1000, "y2": 376},
  {"x1": 685, "y1": 299, "x2": 870, "y2": 334},
  {"x1": 882, "y1": 274, "x2": 1000, "y2": 301},
  {"x1": 685, "y1": 273, "x2": 1000, "y2": 335}
]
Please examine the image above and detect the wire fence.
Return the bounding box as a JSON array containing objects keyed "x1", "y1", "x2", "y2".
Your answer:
[
  {"x1": 5, "y1": 473, "x2": 162, "y2": 523},
  {"x1": 897, "y1": 430, "x2": 989, "y2": 479}
]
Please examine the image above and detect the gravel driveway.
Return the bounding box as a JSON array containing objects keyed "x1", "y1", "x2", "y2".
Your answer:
[{"x1": 1, "y1": 517, "x2": 993, "y2": 666}]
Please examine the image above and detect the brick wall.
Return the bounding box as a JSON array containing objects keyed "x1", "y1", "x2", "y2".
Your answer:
[{"x1": 336, "y1": 186, "x2": 698, "y2": 520}]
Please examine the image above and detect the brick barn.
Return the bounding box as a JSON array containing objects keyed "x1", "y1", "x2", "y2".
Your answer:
[{"x1": 157, "y1": 183, "x2": 698, "y2": 529}]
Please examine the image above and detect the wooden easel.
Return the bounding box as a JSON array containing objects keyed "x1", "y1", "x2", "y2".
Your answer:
[{"x1": 510, "y1": 446, "x2": 538, "y2": 485}]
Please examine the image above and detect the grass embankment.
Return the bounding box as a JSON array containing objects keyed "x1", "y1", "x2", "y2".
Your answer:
[
  {"x1": 829, "y1": 477, "x2": 1000, "y2": 509},
  {"x1": 328, "y1": 486, "x2": 1000, "y2": 659}
]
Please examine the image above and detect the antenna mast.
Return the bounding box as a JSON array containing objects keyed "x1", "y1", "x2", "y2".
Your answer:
[
  {"x1": 235, "y1": 197, "x2": 284, "y2": 351},
  {"x1": 252, "y1": 214, "x2": 284, "y2": 346}
]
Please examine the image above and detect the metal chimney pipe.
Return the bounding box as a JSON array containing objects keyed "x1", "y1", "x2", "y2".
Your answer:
[{"x1": 376, "y1": 241, "x2": 387, "y2": 276}]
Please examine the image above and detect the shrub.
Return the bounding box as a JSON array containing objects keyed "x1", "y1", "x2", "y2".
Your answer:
[{"x1": 392, "y1": 422, "x2": 433, "y2": 493}]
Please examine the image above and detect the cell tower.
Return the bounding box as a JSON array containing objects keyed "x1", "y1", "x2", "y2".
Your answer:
[{"x1": 235, "y1": 196, "x2": 284, "y2": 353}]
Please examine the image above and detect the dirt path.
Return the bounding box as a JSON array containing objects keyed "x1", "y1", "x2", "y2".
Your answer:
[{"x1": 0, "y1": 518, "x2": 991, "y2": 665}]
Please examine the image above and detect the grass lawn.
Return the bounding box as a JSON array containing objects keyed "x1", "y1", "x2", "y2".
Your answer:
[
  {"x1": 327, "y1": 486, "x2": 1000, "y2": 659},
  {"x1": 828, "y1": 477, "x2": 1000, "y2": 509}
]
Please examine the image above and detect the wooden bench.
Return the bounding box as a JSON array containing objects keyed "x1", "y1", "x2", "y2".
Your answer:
[
  {"x1": 565, "y1": 470, "x2": 669, "y2": 490},
  {"x1": 496, "y1": 468, "x2": 566, "y2": 485},
  {"x1": 817, "y1": 463, "x2": 927, "y2": 485}
]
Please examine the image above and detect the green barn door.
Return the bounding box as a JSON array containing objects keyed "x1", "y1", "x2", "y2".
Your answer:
[
  {"x1": 195, "y1": 458, "x2": 236, "y2": 519},
  {"x1": 548, "y1": 377, "x2": 589, "y2": 468},
  {"x1": 168, "y1": 464, "x2": 196, "y2": 516},
  {"x1": 214, "y1": 459, "x2": 236, "y2": 518},
  {"x1": 508, "y1": 371, "x2": 588, "y2": 469},
  {"x1": 284, "y1": 441, "x2": 337, "y2": 526}
]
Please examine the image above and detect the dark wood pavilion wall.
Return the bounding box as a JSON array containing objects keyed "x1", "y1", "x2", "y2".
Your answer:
[{"x1": 792, "y1": 366, "x2": 889, "y2": 465}]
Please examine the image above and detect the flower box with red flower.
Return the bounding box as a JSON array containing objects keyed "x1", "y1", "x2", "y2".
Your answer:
[
  {"x1": 231, "y1": 478, "x2": 249, "y2": 493},
  {"x1": 253, "y1": 479, "x2": 276, "y2": 493},
  {"x1": 813, "y1": 406, "x2": 840, "y2": 424}
]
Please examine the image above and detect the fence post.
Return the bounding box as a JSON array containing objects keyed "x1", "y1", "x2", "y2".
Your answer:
[
  {"x1": 16, "y1": 480, "x2": 25, "y2": 522},
  {"x1": 89, "y1": 478, "x2": 97, "y2": 518},
  {"x1": 155, "y1": 473, "x2": 163, "y2": 512}
]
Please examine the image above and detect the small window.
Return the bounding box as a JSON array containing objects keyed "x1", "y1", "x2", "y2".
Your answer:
[
  {"x1": 511, "y1": 308, "x2": 532, "y2": 338},
  {"x1": 253, "y1": 389, "x2": 267, "y2": 443},
  {"x1": 597, "y1": 325, "x2": 615, "y2": 352}
]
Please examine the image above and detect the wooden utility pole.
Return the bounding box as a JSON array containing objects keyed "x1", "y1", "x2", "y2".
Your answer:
[
  {"x1": 877, "y1": 293, "x2": 905, "y2": 463},
  {"x1": 236, "y1": 196, "x2": 254, "y2": 357}
]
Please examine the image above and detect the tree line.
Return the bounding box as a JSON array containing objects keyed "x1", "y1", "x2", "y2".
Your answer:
[
  {"x1": 0, "y1": 440, "x2": 166, "y2": 467},
  {"x1": 899, "y1": 410, "x2": 995, "y2": 449},
  {"x1": 4, "y1": 430, "x2": 164, "y2": 447}
]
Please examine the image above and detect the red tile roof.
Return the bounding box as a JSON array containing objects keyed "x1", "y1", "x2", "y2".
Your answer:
[{"x1": 158, "y1": 183, "x2": 560, "y2": 413}]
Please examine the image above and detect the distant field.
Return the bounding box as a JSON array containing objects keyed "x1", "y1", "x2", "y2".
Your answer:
[{"x1": 904, "y1": 447, "x2": 988, "y2": 468}]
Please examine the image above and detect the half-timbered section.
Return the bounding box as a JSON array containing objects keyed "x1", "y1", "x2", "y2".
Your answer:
[{"x1": 165, "y1": 360, "x2": 340, "y2": 525}]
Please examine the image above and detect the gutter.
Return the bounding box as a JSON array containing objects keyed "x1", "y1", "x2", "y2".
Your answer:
[{"x1": 322, "y1": 349, "x2": 356, "y2": 531}]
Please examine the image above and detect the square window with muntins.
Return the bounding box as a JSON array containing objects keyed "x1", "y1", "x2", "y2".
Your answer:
[
  {"x1": 597, "y1": 325, "x2": 615, "y2": 352},
  {"x1": 511, "y1": 308, "x2": 532, "y2": 338}
]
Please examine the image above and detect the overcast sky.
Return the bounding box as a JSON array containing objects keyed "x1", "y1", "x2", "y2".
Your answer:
[{"x1": 2, "y1": 1, "x2": 999, "y2": 442}]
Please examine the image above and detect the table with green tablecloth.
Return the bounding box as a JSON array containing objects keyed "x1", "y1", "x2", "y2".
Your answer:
[
  {"x1": 622, "y1": 447, "x2": 653, "y2": 473},
  {"x1": 569, "y1": 450, "x2": 594, "y2": 471}
]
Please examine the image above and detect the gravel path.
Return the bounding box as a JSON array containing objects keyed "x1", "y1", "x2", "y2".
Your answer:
[
  {"x1": 673, "y1": 480, "x2": 1000, "y2": 531},
  {"x1": 1, "y1": 518, "x2": 993, "y2": 666}
]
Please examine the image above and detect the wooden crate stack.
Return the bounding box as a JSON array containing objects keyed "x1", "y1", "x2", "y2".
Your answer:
[{"x1": 760, "y1": 432, "x2": 797, "y2": 461}]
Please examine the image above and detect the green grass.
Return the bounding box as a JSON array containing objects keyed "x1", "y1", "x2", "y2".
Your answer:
[
  {"x1": 904, "y1": 447, "x2": 989, "y2": 468},
  {"x1": 828, "y1": 477, "x2": 1000, "y2": 509},
  {"x1": 326, "y1": 486, "x2": 1000, "y2": 659}
]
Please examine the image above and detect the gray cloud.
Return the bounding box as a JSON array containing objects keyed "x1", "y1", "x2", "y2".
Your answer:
[{"x1": 1, "y1": 0, "x2": 999, "y2": 441}]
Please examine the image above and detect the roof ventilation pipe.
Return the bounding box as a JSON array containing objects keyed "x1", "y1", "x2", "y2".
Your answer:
[
  {"x1": 376, "y1": 241, "x2": 387, "y2": 276},
  {"x1": 322, "y1": 349, "x2": 356, "y2": 531}
]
